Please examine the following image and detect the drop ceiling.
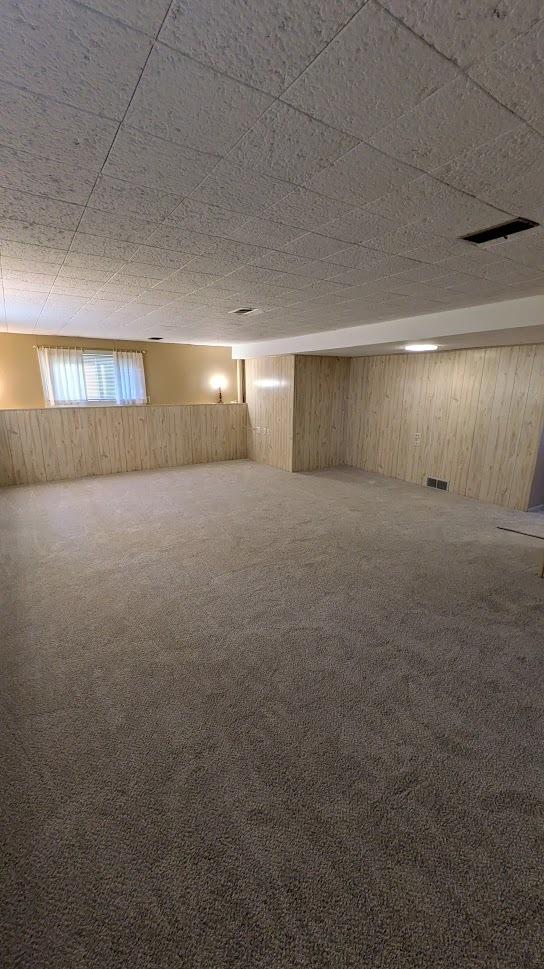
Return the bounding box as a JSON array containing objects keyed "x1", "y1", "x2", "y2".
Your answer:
[{"x1": 1, "y1": 0, "x2": 544, "y2": 347}]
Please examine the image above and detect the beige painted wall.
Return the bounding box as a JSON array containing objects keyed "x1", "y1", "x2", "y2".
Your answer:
[{"x1": 0, "y1": 333, "x2": 238, "y2": 409}]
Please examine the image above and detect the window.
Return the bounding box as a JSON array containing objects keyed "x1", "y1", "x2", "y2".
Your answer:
[{"x1": 38, "y1": 347, "x2": 147, "y2": 407}]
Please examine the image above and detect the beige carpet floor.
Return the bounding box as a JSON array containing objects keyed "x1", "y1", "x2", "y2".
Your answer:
[{"x1": 1, "y1": 460, "x2": 543, "y2": 969}]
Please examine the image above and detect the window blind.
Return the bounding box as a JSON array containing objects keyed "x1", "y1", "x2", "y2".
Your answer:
[{"x1": 83, "y1": 351, "x2": 117, "y2": 403}]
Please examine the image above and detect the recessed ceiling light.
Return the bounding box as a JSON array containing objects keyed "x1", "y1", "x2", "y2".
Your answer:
[
  {"x1": 405, "y1": 343, "x2": 438, "y2": 352},
  {"x1": 148, "y1": 336, "x2": 163, "y2": 341}
]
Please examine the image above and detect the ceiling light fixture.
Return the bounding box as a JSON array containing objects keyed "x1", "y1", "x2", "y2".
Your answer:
[
  {"x1": 228, "y1": 307, "x2": 261, "y2": 316},
  {"x1": 405, "y1": 343, "x2": 438, "y2": 352},
  {"x1": 148, "y1": 336, "x2": 163, "y2": 341}
]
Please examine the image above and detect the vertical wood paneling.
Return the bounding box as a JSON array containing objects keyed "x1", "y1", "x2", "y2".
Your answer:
[
  {"x1": 292, "y1": 356, "x2": 349, "y2": 472},
  {"x1": 509, "y1": 345, "x2": 544, "y2": 510},
  {"x1": 0, "y1": 404, "x2": 248, "y2": 487},
  {"x1": 245, "y1": 356, "x2": 295, "y2": 471},
  {"x1": 2, "y1": 409, "x2": 47, "y2": 484},
  {"x1": 347, "y1": 345, "x2": 544, "y2": 511},
  {"x1": 0, "y1": 415, "x2": 14, "y2": 486}
]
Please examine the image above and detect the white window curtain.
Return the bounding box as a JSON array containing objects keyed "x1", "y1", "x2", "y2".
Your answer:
[
  {"x1": 38, "y1": 347, "x2": 87, "y2": 406},
  {"x1": 113, "y1": 351, "x2": 146, "y2": 405},
  {"x1": 38, "y1": 348, "x2": 147, "y2": 407}
]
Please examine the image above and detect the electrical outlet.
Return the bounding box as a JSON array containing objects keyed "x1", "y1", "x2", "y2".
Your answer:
[{"x1": 414, "y1": 432, "x2": 422, "y2": 446}]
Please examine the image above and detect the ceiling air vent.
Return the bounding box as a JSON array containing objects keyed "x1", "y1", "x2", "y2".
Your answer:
[
  {"x1": 228, "y1": 307, "x2": 260, "y2": 316},
  {"x1": 462, "y1": 217, "x2": 538, "y2": 245}
]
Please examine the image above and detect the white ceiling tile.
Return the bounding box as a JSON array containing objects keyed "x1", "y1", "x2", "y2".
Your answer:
[
  {"x1": 362, "y1": 221, "x2": 450, "y2": 256},
  {"x1": 87, "y1": 176, "x2": 182, "y2": 222},
  {"x1": 159, "y1": 0, "x2": 362, "y2": 95},
  {"x1": 83, "y1": 0, "x2": 172, "y2": 34},
  {"x1": 387, "y1": 263, "x2": 453, "y2": 285},
  {"x1": 369, "y1": 76, "x2": 519, "y2": 172},
  {"x1": 124, "y1": 290, "x2": 181, "y2": 306},
  {"x1": 0, "y1": 0, "x2": 151, "y2": 120},
  {"x1": 179, "y1": 252, "x2": 258, "y2": 276},
  {"x1": 39, "y1": 294, "x2": 89, "y2": 315},
  {"x1": 402, "y1": 238, "x2": 478, "y2": 265},
  {"x1": 1, "y1": 256, "x2": 64, "y2": 274},
  {"x1": 0, "y1": 219, "x2": 73, "y2": 249},
  {"x1": 366, "y1": 176, "x2": 510, "y2": 235},
  {"x1": 469, "y1": 19, "x2": 544, "y2": 134},
  {"x1": 305, "y1": 141, "x2": 420, "y2": 206},
  {"x1": 249, "y1": 250, "x2": 343, "y2": 280},
  {"x1": 282, "y1": 1, "x2": 458, "y2": 138},
  {"x1": 281, "y1": 233, "x2": 350, "y2": 259},
  {"x1": 148, "y1": 271, "x2": 217, "y2": 294},
  {"x1": 435, "y1": 124, "x2": 544, "y2": 221},
  {"x1": 51, "y1": 278, "x2": 103, "y2": 296},
  {"x1": 324, "y1": 246, "x2": 418, "y2": 272},
  {"x1": 0, "y1": 241, "x2": 68, "y2": 264},
  {"x1": 263, "y1": 188, "x2": 354, "y2": 231},
  {"x1": 219, "y1": 265, "x2": 312, "y2": 291},
  {"x1": 127, "y1": 246, "x2": 194, "y2": 269},
  {"x1": 0, "y1": 187, "x2": 83, "y2": 230},
  {"x1": 0, "y1": 83, "x2": 118, "y2": 168},
  {"x1": 0, "y1": 144, "x2": 98, "y2": 206},
  {"x1": 2, "y1": 270, "x2": 56, "y2": 291},
  {"x1": 118, "y1": 261, "x2": 174, "y2": 280},
  {"x1": 62, "y1": 252, "x2": 127, "y2": 272},
  {"x1": 217, "y1": 217, "x2": 303, "y2": 248},
  {"x1": 479, "y1": 225, "x2": 544, "y2": 270},
  {"x1": 103, "y1": 126, "x2": 220, "y2": 197},
  {"x1": 68, "y1": 234, "x2": 138, "y2": 261},
  {"x1": 76, "y1": 209, "x2": 158, "y2": 244},
  {"x1": 98, "y1": 282, "x2": 148, "y2": 297},
  {"x1": 380, "y1": 0, "x2": 542, "y2": 68},
  {"x1": 144, "y1": 224, "x2": 218, "y2": 254},
  {"x1": 226, "y1": 101, "x2": 358, "y2": 183},
  {"x1": 317, "y1": 209, "x2": 397, "y2": 245},
  {"x1": 188, "y1": 161, "x2": 295, "y2": 216},
  {"x1": 4, "y1": 294, "x2": 47, "y2": 322},
  {"x1": 435, "y1": 250, "x2": 544, "y2": 285},
  {"x1": 165, "y1": 200, "x2": 246, "y2": 236},
  {"x1": 56, "y1": 267, "x2": 116, "y2": 282},
  {"x1": 3, "y1": 0, "x2": 542, "y2": 343},
  {"x1": 106, "y1": 272, "x2": 157, "y2": 287},
  {"x1": 126, "y1": 45, "x2": 272, "y2": 154}
]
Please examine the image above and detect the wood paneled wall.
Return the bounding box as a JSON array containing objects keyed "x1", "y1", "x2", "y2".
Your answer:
[
  {"x1": 0, "y1": 403, "x2": 247, "y2": 486},
  {"x1": 245, "y1": 355, "x2": 295, "y2": 471},
  {"x1": 346, "y1": 345, "x2": 544, "y2": 510},
  {"x1": 292, "y1": 356, "x2": 350, "y2": 471}
]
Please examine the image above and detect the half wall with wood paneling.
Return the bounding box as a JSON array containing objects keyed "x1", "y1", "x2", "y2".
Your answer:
[
  {"x1": 346, "y1": 345, "x2": 544, "y2": 511},
  {"x1": 292, "y1": 356, "x2": 349, "y2": 472},
  {"x1": 245, "y1": 355, "x2": 295, "y2": 471},
  {"x1": 0, "y1": 403, "x2": 247, "y2": 486}
]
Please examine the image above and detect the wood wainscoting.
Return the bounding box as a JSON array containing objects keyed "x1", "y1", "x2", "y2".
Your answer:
[{"x1": 0, "y1": 403, "x2": 248, "y2": 486}]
